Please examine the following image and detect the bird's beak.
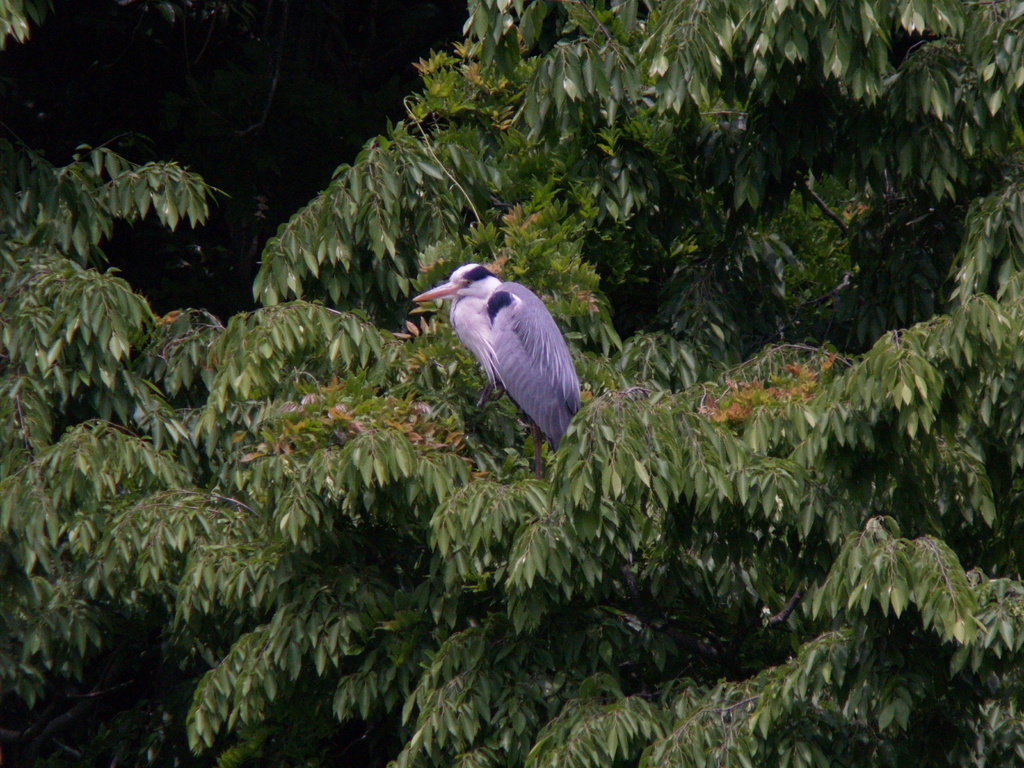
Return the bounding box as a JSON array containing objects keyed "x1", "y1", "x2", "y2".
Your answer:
[{"x1": 413, "y1": 281, "x2": 460, "y2": 303}]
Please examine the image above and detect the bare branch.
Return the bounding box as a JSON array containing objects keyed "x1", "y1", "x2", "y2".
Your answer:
[
  {"x1": 765, "y1": 589, "x2": 804, "y2": 627},
  {"x1": 237, "y1": 0, "x2": 289, "y2": 136},
  {"x1": 662, "y1": 624, "x2": 722, "y2": 660},
  {"x1": 795, "y1": 179, "x2": 849, "y2": 235}
]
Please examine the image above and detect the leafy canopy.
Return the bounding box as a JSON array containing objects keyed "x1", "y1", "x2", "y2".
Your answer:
[{"x1": 4, "y1": 0, "x2": 1024, "y2": 766}]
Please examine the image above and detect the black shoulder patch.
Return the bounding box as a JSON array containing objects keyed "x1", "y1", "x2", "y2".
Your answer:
[
  {"x1": 465, "y1": 265, "x2": 495, "y2": 282},
  {"x1": 487, "y1": 290, "x2": 514, "y2": 322}
]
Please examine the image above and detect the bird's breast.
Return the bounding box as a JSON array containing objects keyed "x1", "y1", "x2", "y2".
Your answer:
[{"x1": 451, "y1": 296, "x2": 499, "y2": 383}]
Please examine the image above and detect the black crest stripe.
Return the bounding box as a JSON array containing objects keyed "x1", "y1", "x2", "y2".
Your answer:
[
  {"x1": 487, "y1": 290, "x2": 514, "y2": 322},
  {"x1": 465, "y1": 265, "x2": 495, "y2": 282}
]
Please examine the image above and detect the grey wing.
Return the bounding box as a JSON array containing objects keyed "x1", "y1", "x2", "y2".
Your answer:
[{"x1": 490, "y1": 283, "x2": 581, "y2": 448}]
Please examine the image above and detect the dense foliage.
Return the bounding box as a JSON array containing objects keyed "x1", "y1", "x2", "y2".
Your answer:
[{"x1": 3, "y1": 0, "x2": 1024, "y2": 766}]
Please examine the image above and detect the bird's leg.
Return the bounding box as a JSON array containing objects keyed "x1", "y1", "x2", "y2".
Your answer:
[
  {"x1": 532, "y1": 422, "x2": 543, "y2": 480},
  {"x1": 476, "y1": 382, "x2": 494, "y2": 408},
  {"x1": 476, "y1": 382, "x2": 505, "y2": 408}
]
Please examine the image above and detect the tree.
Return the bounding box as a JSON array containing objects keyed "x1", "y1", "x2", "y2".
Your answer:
[{"x1": 3, "y1": 0, "x2": 1024, "y2": 766}]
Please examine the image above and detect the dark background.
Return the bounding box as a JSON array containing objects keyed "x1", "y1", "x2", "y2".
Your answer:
[{"x1": 1, "y1": 0, "x2": 467, "y2": 318}]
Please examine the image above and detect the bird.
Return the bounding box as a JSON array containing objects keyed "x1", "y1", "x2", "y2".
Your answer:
[{"x1": 413, "y1": 263, "x2": 581, "y2": 477}]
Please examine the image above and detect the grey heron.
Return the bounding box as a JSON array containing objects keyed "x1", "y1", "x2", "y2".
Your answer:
[{"x1": 413, "y1": 263, "x2": 581, "y2": 477}]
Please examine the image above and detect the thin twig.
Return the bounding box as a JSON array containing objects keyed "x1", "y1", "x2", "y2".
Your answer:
[
  {"x1": 170, "y1": 489, "x2": 258, "y2": 516},
  {"x1": 66, "y1": 680, "x2": 134, "y2": 699},
  {"x1": 714, "y1": 696, "x2": 759, "y2": 714},
  {"x1": 405, "y1": 102, "x2": 482, "y2": 225},
  {"x1": 211, "y1": 493, "x2": 258, "y2": 515},
  {"x1": 336, "y1": 722, "x2": 377, "y2": 761},
  {"x1": 905, "y1": 208, "x2": 936, "y2": 228},
  {"x1": 236, "y1": 0, "x2": 288, "y2": 136},
  {"x1": 677, "y1": 696, "x2": 759, "y2": 731},
  {"x1": 100, "y1": 3, "x2": 146, "y2": 69},
  {"x1": 180, "y1": 2, "x2": 233, "y2": 129},
  {"x1": 549, "y1": 0, "x2": 616, "y2": 48},
  {"x1": 192, "y1": 5, "x2": 218, "y2": 65},
  {"x1": 13, "y1": 392, "x2": 33, "y2": 452},
  {"x1": 50, "y1": 739, "x2": 83, "y2": 758}
]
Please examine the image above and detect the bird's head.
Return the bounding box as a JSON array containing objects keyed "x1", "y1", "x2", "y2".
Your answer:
[{"x1": 413, "y1": 263, "x2": 500, "y2": 303}]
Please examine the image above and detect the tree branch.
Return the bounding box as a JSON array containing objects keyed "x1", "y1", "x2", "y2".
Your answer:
[
  {"x1": 795, "y1": 179, "x2": 849, "y2": 235},
  {"x1": 616, "y1": 561, "x2": 722, "y2": 662},
  {"x1": 765, "y1": 589, "x2": 804, "y2": 627},
  {"x1": 549, "y1": 0, "x2": 616, "y2": 48},
  {"x1": 237, "y1": 0, "x2": 288, "y2": 136},
  {"x1": 24, "y1": 698, "x2": 101, "y2": 754},
  {"x1": 661, "y1": 623, "x2": 722, "y2": 660},
  {"x1": 406, "y1": 103, "x2": 482, "y2": 225},
  {"x1": 13, "y1": 649, "x2": 129, "y2": 767}
]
